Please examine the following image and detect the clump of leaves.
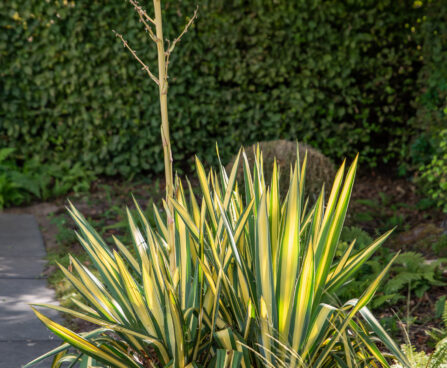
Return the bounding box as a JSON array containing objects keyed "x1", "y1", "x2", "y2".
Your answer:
[
  {"x1": 0, "y1": 148, "x2": 39, "y2": 208},
  {"x1": 427, "y1": 297, "x2": 447, "y2": 343},
  {"x1": 335, "y1": 228, "x2": 447, "y2": 311},
  {"x1": 22, "y1": 159, "x2": 97, "y2": 200},
  {"x1": 0, "y1": 149, "x2": 97, "y2": 208},
  {"x1": 391, "y1": 311, "x2": 447, "y2": 368},
  {"x1": 419, "y1": 129, "x2": 447, "y2": 213},
  {"x1": 381, "y1": 252, "x2": 447, "y2": 307},
  {"x1": 391, "y1": 343, "x2": 447, "y2": 368}
]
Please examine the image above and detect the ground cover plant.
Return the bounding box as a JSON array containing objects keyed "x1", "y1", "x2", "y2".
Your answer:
[
  {"x1": 419, "y1": 129, "x2": 447, "y2": 213},
  {"x1": 23, "y1": 0, "x2": 415, "y2": 367},
  {"x1": 0, "y1": 147, "x2": 36, "y2": 208},
  {"x1": 0, "y1": 147, "x2": 96, "y2": 208},
  {"x1": 391, "y1": 300, "x2": 447, "y2": 368}
]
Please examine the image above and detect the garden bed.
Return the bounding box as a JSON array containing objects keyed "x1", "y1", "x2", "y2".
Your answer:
[{"x1": 5, "y1": 166, "x2": 447, "y2": 351}]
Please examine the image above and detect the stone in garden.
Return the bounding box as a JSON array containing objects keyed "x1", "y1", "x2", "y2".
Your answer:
[{"x1": 226, "y1": 140, "x2": 336, "y2": 200}]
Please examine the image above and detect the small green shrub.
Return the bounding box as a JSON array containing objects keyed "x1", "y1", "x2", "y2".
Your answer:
[
  {"x1": 383, "y1": 252, "x2": 446, "y2": 301},
  {"x1": 419, "y1": 129, "x2": 447, "y2": 212},
  {"x1": 26, "y1": 160, "x2": 97, "y2": 200},
  {"x1": 0, "y1": 147, "x2": 96, "y2": 208},
  {"x1": 336, "y1": 227, "x2": 447, "y2": 310},
  {"x1": 391, "y1": 304, "x2": 447, "y2": 368},
  {"x1": 0, "y1": 174, "x2": 26, "y2": 208},
  {"x1": 0, "y1": 148, "x2": 38, "y2": 207}
]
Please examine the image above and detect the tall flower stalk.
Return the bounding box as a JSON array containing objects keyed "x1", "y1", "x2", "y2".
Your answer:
[{"x1": 114, "y1": 0, "x2": 197, "y2": 270}]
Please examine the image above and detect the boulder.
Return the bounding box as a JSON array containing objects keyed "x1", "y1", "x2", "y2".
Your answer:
[{"x1": 226, "y1": 140, "x2": 336, "y2": 201}]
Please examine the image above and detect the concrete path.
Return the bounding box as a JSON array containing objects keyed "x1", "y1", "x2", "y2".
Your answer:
[{"x1": 0, "y1": 214, "x2": 62, "y2": 368}]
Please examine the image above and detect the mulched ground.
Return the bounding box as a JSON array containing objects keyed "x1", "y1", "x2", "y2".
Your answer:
[
  {"x1": 351, "y1": 168, "x2": 446, "y2": 352},
  {"x1": 351, "y1": 169, "x2": 445, "y2": 235}
]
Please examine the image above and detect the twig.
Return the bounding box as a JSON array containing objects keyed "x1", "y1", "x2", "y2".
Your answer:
[
  {"x1": 164, "y1": 39, "x2": 171, "y2": 85},
  {"x1": 113, "y1": 31, "x2": 159, "y2": 85},
  {"x1": 167, "y1": 6, "x2": 198, "y2": 54},
  {"x1": 128, "y1": 0, "x2": 158, "y2": 43},
  {"x1": 128, "y1": 0, "x2": 155, "y2": 25}
]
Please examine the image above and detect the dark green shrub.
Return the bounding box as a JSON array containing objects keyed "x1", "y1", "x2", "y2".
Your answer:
[
  {"x1": 1, "y1": 0, "x2": 422, "y2": 176},
  {"x1": 407, "y1": 0, "x2": 447, "y2": 171},
  {"x1": 410, "y1": 0, "x2": 447, "y2": 135},
  {"x1": 419, "y1": 129, "x2": 447, "y2": 212},
  {"x1": 0, "y1": 147, "x2": 96, "y2": 207},
  {"x1": 408, "y1": 0, "x2": 447, "y2": 213},
  {"x1": 0, "y1": 148, "x2": 38, "y2": 207}
]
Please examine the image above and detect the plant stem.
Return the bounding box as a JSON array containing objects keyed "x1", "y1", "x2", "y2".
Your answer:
[{"x1": 153, "y1": 0, "x2": 175, "y2": 266}]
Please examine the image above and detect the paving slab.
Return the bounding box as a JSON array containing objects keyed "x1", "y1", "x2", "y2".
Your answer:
[
  {"x1": 0, "y1": 279, "x2": 61, "y2": 341},
  {"x1": 0, "y1": 214, "x2": 41, "y2": 237},
  {"x1": 0, "y1": 235, "x2": 46, "y2": 258},
  {"x1": 0, "y1": 214, "x2": 45, "y2": 258},
  {"x1": 0, "y1": 257, "x2": 46, "y2": 279},
  {"x1": 0, "y1": 214, "x2": 62, "y2": 368},
  {"x1": 0, "y1": 340, "x2": 62, "y2": 368}
]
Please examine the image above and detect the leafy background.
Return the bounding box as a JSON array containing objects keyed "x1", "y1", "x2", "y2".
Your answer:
[{"x1": 2, "y1": 0, "x2": 440, "y2": 177}]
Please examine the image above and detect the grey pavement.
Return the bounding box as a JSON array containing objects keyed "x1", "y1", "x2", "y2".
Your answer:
[{"x1": 0, "y1": 214, "x2": 62, "y2": 368}]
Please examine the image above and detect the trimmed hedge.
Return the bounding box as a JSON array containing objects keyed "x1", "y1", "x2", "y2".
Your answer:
[{"x1": 1, "y1": 0, "x2": 423, "y2": 175}]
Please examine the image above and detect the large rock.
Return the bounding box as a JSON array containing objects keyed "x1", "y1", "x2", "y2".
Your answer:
[{"x1": 226, "y1": 140, "x2": 336, "y2": 200}]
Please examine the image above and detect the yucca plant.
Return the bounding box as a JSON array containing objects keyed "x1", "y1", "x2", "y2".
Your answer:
[
  {"x1": 26, "y1": 194, "x2": 241, "y2": 367},
  {"x1": 27, "y1": 147, "x2": 410, "y2": 367},
  {"x1": 170, "y1": 148, "x2": 411, "y2": 368},
  {"x1": 27, "y1": 0, "x2": 410, "y2": 367}
]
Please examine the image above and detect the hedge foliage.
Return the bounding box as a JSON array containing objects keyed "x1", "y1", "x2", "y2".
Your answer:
[
  {"x1": 413, "y1": 0, "x2": 447, "y2": 210},
  {"x1": 409, "y1": 0, "x2": 447, "y2": 167},
  {"x1": 0, "y1": 0, "x2": 431, "y2": 176}
]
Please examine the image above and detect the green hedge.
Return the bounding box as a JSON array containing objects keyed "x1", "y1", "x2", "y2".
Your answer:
[
  {"x1": 411, "y1": 0, "x2": 447, "y2": 211},
  {"x1": 1, "y1": 0, "x2": 423, "y2": 175},
  {"x1": 408, "y1": 0, "x2": 447, "y2": 167}
]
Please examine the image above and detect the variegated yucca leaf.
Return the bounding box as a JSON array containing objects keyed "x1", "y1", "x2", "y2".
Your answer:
[
  {"x1": 189, "y1": 146, "x2": 409, "y2": 368},
  {"x1": 28, "y1": 145, "x2": 409, "y2": 368}
]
